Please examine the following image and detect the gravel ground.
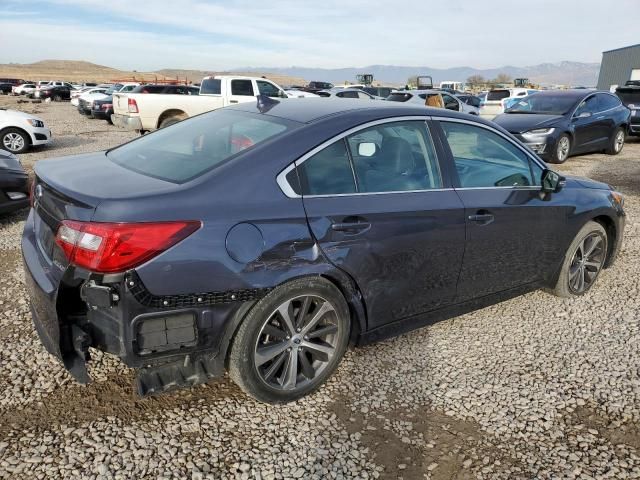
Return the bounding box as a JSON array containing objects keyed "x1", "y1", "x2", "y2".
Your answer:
[{"x1": 0, "y1": 98, "x2": 639, "y2": 479}]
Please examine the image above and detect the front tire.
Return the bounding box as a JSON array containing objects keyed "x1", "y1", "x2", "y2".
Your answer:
[
  {"x1": 228, "y1": 277, "x2": 351, "y2": 404},
  {"x1": 606, "y1": 127, "x2": 625, "y2": 155},
  {"x1": 549, "y1": 221, "x2": 607, "y2": 298},
  {"x1": 549, "y1": 134, "x2": 571, "y2": 164},
  {"x1": 1, "y1": 128, "x2": 30, "y2": 154}
]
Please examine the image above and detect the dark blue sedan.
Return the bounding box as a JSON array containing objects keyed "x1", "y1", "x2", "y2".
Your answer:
[
  {"x1": 494, "y1": 90, "x2": 631, "y2": 163},
  {"x1": 22, "y1": 98, "x2": 626, "y2": 403}
]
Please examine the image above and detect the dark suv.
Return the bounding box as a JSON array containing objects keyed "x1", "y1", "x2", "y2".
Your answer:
[
  {"x1": 616, "y1": 82, "x2": 640, "y2": 136},
  {"x1": 304, "y1": 81, "x2": 334, "y2": 93}
]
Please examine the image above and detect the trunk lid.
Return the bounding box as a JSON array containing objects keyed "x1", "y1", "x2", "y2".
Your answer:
[{"x1": 33, "y1": 151, "x2": 182, "y2": 263}]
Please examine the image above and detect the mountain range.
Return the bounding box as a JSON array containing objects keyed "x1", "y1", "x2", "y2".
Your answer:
[
  {"x1": 240, "y1": 61, "x2": 601, "y2": 87},
  {"x1": 0, "y1": 60, "x2": 601, "y2": 87}
]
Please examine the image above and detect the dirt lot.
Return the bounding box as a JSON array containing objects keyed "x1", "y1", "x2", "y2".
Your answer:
[{"x1": 0, "y1": 98, "x2": 639, "y2": 479}]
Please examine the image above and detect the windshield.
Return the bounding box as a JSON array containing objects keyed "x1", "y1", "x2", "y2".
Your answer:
[
  {"x1": 505, "y1": 94, "x2": 579, "y2": 115},
  {"x1": 107, "y1": 109, "x2": 297, "y2": 183}
]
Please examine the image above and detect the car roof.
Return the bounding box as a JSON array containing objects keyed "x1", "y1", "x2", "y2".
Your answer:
[
  {"x1": 530, "y1": 89, "x2": 596, "y2": 99},
  {"x1": 227, "y1": 97, "x2": 481, "y2": 124}
]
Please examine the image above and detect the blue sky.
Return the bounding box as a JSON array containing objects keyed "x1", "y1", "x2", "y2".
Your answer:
[{"x1": 0, "y1": 0, "x2": 639, "y2": 71}]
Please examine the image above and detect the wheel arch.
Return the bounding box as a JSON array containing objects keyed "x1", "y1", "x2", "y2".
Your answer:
[
  {"x1": 157, "y1": 109, "x2": 187, "y2": 129},
  {"x1": 221, "y1": 271, "x2": 368, "y2": 369},
  {"x1": 592, "y1": 214, "x2": 617, "y2": 268}
]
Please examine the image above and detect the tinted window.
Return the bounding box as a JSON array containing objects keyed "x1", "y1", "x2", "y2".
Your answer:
[
  {"x1": 297, "y1": 141, "x2": 356, "y2": 195},
  {"x1": 337, "y1": 91, "x2": 359, "y2": 99},
  {"x1": 108, "y1": 110, "x2": 293, "y2": 183},
  {"x1": 616, "y1": 87, "x2": 640, "y2": 106},
  {"x1": 575, "y1": 95, "x2": 600, "y2": 116},
  {"x1": 441, "y1": 122, "x2": 536, "y2": 188},
  {"x1": 231, "y1": 80, "x2": 254, "y2": 96},
  {"x1": 386, "y1": 92, "x2": 412, "y2": 102},
  {"x1": 256, "y1": 80, "x2": 281, "y2": 98},
  {"x1": 200, "y1": 78, "x2": 221, "y2": 95},
  {"x1": 598, "y1": 94, "x2": 621, "y2": 110},
  {"x1": 487, "y1": 90, "x2": 510, "y2": 101},
  {"x1": 346, "y1": 121, "x2": 441, "y2": 192}
]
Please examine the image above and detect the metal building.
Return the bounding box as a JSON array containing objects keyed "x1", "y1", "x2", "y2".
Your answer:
[{"x1": 597, "y1": 44, "x2": 640, "y2": 91}]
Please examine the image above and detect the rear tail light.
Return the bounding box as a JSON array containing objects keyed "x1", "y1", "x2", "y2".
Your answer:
[
  {"x1": 55, "y1": 220, "x2": 201, "y2": 273},
  {"x1": 128, "y1": 97, "x2": 139, "y2": 113},
  {"x1": 102, "y1": 103, "x2": 113, "y2": 110}
]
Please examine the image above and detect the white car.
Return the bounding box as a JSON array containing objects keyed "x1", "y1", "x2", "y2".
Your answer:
[
  {"x1": 480, "y1": 88, "x2": 538, "y2": 119},
  {"x1": 12, "y1": 84, "x2": 37, "y2": 96},
  {"x1": 0, "y1": 108, "x2": 52, "y2": 154},
  {"x1": 285, "y1": 89, "x2": 319, "y2": 98},
  {"x1": 386, "y1": 89, "x2": 479, "y2": 115},
  {"x1": 316, "y1": 88, "x2": 377, "y2": 99},
  {"x1": 71, "y1": 87, "x2": 108, "y2": 106}
]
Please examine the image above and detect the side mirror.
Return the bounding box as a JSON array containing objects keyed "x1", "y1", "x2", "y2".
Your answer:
[
  {"x1": 541, "y1": 169, "x2": 566, "y2": 193},
  {"x1": 279, "y1": 90, "x2": 288, "y2": 98},
  {"x1": 357, "y1": 142, "x2": 377, "y2": 157},
  {"x1": 575, "y1": 111, "x2": 592, "y2": 119}
]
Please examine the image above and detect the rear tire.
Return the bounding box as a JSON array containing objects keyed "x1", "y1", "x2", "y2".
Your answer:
[
  {"x1": 548, "y1": 221, "x2": 607, "y2": 298},
  {"x1": 159, "y1": 116, "x2": 185, "y2": 128},
  {"x1": 549, "y1": 134, "x2": 571, "y2": 164},
  {"x1": 606, "y1": 127, "x2": 625, "y2": 155},
  {"x1": 228, "y1": 277, "x2": 351, "y2": 404},
  {"x1": 53, "y1": 94, "x2": 62, "y2": 102}
]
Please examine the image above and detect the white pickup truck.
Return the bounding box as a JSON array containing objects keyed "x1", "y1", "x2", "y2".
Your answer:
[{"x1": 111, "y1": 75, "x2": 288, "y2": 132}]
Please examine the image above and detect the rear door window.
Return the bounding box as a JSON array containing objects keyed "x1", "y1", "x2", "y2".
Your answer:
[
  {"x1": 346, "y1": 121, "x2": 442, "y2": 193},
  {"x1": 200, "y1": 78, "x2": 221, "y2": 95},
  {"x1": 231, "y1": 80, "x2": 254, "y2": 96}
]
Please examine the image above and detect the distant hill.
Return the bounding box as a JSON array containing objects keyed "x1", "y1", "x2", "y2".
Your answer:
[
  {"x1": 0, "y1": 60, "x2": 600, "y2": 88},
  {"x1": 155, "y1": 69, "x2": 306, "y2": 87},
  {"x1": 0, "y1": 60, "x2": 306, "y2": 86},
  {"x1": 240, "y1": 61, "x2": 601, "y2": 87},
  {"x1": 0, "y1": 60, "x2": 173, "y2": 83}
]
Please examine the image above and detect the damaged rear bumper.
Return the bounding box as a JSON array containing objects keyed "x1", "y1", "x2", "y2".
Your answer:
[{"x1": 21, "y1": 211, "x2": 263, "y2": 395}]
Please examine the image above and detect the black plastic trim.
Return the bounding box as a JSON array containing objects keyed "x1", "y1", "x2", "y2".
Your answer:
[{"x1": 124, "y1": 271, "x2": 272, "y2": 309}]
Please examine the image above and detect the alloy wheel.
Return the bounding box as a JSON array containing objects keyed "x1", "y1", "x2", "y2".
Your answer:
[
  {"x1": 557, "y1": 137, "x2": 570, "y2": 162},
  {"x1": 2, "y1": 132, "x2": 25, "y2": 152},
  {"x1": 568, "y1": 232, "x2": 606, "y2": 294},
  {"x1": 614, "y1": 130, "x2": 625, "y2": 153},
  {"x1": 254, "y1": 295, "x2": 340, "y2": 391}
]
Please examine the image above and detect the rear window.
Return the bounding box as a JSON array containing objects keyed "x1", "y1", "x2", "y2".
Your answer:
[
  {"x1": 131, "y1": 85, "x2": 166, "y2": 94},
  {"x1": 107, "y1": 110, "x2": 296, "y2": 183},
  {"x1": 616, "y1": 88, "x2": 640, "y2": 106},
  {"x1": 386, "y1": 92, "x2": 412, "y2": 102},
  {"x1": 200, "y1": 78, "x2": 221, "y2": 95},
  {"x1": 487, "y1": 90, "x2": 510, "y2": 101}
]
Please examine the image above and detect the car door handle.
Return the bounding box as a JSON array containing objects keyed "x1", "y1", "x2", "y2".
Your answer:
[
  {"x1": 230, "y1": 100, "x2": 238, "y2": 104},
  {"x1": 468, "y1": 213, "x2": 494, "y2": 225},
  {"x1": 331, "y1": 221, "x2": 371, "y2": 234}
]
